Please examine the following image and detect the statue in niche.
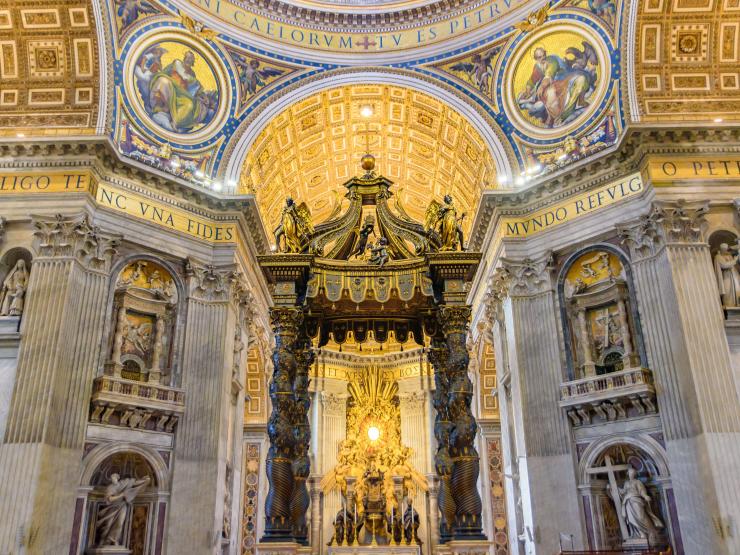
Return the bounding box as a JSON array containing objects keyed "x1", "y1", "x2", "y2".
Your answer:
[
  {"x1": 274, "y1": 197, "x2": 313, "y2": 253},
  {"x1": 612, "y1": 468, "x2": 664, "y2": 543},
  {"x1": 0, "y1": 259, "x2": 29, "y2": 316},
  {"x1": 94, "y1": 474, "x2": 151, "y2": 547},
  {"x1": 425, "y1": 195, "x2": 466, "y2": 251},
  {"x1": 714, "y1": 242, "x2": 740, "y2": 308}
]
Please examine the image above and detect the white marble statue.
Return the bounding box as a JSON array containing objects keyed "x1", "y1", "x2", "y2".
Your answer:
[
  {"x1": 714, "y1": 243, "x2": 740, "y2": 308},
  {"x1": 95, "y1": 474, "x2": 151, "y2": 547},
  {"x1": 615, "y1": 468, "x2": 663, "y2": 542},
  {"x1": 0, "y1": 260, "x2": 29, "y2": 316}
]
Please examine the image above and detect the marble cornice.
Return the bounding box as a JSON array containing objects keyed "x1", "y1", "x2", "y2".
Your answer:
[
  {"x1": 0, "y1": 137, "x2": 270, "y2": 254},
  {"x1": 469, "y1": 125, "x2": 740, "y2": 251}
]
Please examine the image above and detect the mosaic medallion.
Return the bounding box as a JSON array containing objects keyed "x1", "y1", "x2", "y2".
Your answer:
[
  {"x1": 124, "y1": 31, "x2": 230, "y2": 143},
  {"x1": 503, "y1": 22, "x2": 611, "y2": 140}
]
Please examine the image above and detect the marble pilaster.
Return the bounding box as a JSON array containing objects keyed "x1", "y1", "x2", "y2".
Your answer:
[
  {"x1": 167, "y1": 262, "x2": 246, "y2": 554},
  {"x1": 495, "y1": 253, "x2": 584, "y2": 554},
  {"x1": 618, "y1": 200, "x2": 740, "y2": 554},
  {"x1": 0, "y1": 213, "x2": 119, "y2": 553}
]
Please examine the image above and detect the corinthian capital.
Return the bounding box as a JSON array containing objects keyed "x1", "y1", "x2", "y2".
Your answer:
[
  {"x1": 185, "y1": 258, "x2": 233, "y2": 301},
  {"x1": 438, "y1": 305, "x2": 472, "y2": 336},
  {"x1": 651, "y1": 199, "x2": 708, "y2": 244},
  {"x1": 484, "y1": 267, "x2": 511, "y2": 323},
  {"x1": 617, "y1": 213, "x2": 664, "y2": 261},
  {"x1": 32, "y1": 213, "x2": 119, "y2": 271},
  {"x1": 500, "y1": 251, "x2": 554, "y2": 296},
  {"x1": 230, "y1": 271, "x2": 256, "y2": 329}
]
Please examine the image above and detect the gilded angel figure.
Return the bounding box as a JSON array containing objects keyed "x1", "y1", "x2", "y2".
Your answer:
[
  {"x1": 425, "y1": 194, "x2": 466, "y2": 251},
  {"x1": 274, "y1": 197, "x2": 314, "y2": 253}
]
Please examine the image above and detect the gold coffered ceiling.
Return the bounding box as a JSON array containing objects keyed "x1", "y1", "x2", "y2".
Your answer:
[
  {"x1": 239, "y1": 85, "x2": 497, "y2": 236},
  {"x1": 635, "y1": 0, "x2": 740, "y2": 122},
  {"x1": 0, "y1": 1, "x2": 100, "y2": 137}
]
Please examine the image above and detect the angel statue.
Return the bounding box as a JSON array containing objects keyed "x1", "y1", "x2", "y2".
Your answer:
[
  {"x1": 425, "y1": 195, "x2": 466, "y2": 251},
  {"x1": 274, "y1": 197, "x2": 313, "y2": 253},
  {"x1": 368, "y1": 237, "x2": 390, "y2": 268}
]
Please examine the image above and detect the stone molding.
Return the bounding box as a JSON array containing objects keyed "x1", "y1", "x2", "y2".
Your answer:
[
  {"x1": 32, "y1": 213, "x2": 119, "y2": 272},
  {"x1": 500, "y1": 252, "x2": 554, "y2": 297},
  {"x1": 0, "y1": 216, "x2": 5, "y2": 246},
  {"x1": 469, "y1": 126, "x2": 740, "y2": 251}
]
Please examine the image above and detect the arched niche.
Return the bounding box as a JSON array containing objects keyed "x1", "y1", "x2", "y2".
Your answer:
[
  {"x1": 0, "y1": 247, "x2": 32, "y2": 320},
  {"x1": 103, "y1": 258, "x2": 181, "y2": 386},
  {"x1": 577, "y1": 435, "x2": 677, "y2": 552},
  {"x1": 74, "y1": 445, "x2": 170, "y2": 555},
  {"x1": 558, "y1": 245, "x2": 647, "y2": 381},
  {"x1": 707, "y1": 229, "x2": 740, "y2": 317}
]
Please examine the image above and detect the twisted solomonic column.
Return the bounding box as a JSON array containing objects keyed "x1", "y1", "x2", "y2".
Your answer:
[
  {"x1": 263, "y1": 307, "x2": 303, "y2": 541},
  {"x1": 290, "y1": 334, "x2": 314, "y2": 545},
  {"x1": 439, "y1": 305, "x2": 485, "y2": 540},
  {"x1": 428, "y1": 336, "x2": 457, "y2": 543}
]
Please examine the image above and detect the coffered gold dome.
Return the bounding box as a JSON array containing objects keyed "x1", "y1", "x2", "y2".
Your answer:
[{"x1": 239, "y1": 84, "x2": 497, "y2": 236}]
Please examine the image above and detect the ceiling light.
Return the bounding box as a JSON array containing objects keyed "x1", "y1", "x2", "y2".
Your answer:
[
  {"x1": 228, "y1": 179, "x2": 237, "y2": 187},
  {"x1": 170, "y1": 160, "x2": 181, "y2": 168},
  {"x1": 16, "y1": 133, "x2": 25, "y2": 138},
  {"x1": 498, "y1": 175, "x2": 508, "y2": 184},
  {"x1": 195, "y1": 170, "x2": 205, "y2": 178},
  {"x1": 516, "y1": 177, "x2": 525, "y2": 186},
  {"x1": 212, "y1": 181, "x2": 223, "y2": 192},
  {"x1": 360, "y1": 105, "x2": 374, "y2": 118},
  {"x1": 714, "y1": 118, "x2": 723, "y2": 123}
]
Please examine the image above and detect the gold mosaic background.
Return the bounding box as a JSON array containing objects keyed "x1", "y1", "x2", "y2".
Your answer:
[
  {"x1": 0, "y1": 1, "x2": 100, "y2": 136},
  {"x1": 636, "y1": 0, "x2": 740, "y2": 121},
  {"x1": 239, "y1": 85, "x2": 497, "y2": 234}
]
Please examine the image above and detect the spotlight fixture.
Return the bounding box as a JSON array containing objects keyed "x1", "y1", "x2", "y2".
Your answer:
[{"x1": 360, "y1": 105, "x2": 374, "y2": 118}]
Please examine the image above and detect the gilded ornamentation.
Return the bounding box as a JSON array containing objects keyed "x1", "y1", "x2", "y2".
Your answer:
[
  {"x1": 240, "y1": 85, "x2": 496, "y2": 235},
  {"x1": 425, "y1": 195, "x2": 466, "y2": 251},
  {"x1": 321, "y1": 366, "x2": 427, "y2": 505},
  {"x1": 117, "y1": 260, "x2": 177, "y2": 302},
  {"x1": 514, "y1": 6, "x2": 549, "y2": 33},
  {"x1": 180, "y1": 14, "x2": 219, "y2": 41},
  {"x1": 274, "y1": 198, "x2": 313, "y2": 253}
]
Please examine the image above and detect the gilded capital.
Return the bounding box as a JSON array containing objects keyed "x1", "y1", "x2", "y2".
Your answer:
[
  {"x1": 269, "y1": 306, "x2": 304, "y2": 340},
  {"x1": 500, "y1": 251, "x2": 554, "y2": 296},
  {"x1": 438, "y1": 305, "x2": 472, "y2": 336}
]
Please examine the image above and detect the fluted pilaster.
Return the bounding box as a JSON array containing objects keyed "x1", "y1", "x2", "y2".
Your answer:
[
  {"x1": 496, "y1": 252, "x2": 583, "y2": 553},
  {"x1": 168, "y1": 261, "x2": 244, "y2": 554},
  {"x1": 0, "y1": 213, "x2": 119, "y2": 553},
  {"x1": 619, "y1": 200, "x2": 740, "y2": 554}
]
